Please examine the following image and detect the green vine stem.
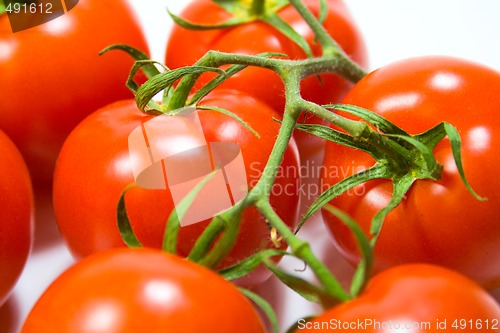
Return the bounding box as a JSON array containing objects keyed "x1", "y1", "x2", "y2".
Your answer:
[
  {"x1": 114, "y1": 0, "x2": 482, "y2": 312},
  {"x1": 256, "y1": 199, "x2": 349, "y2": 302}
]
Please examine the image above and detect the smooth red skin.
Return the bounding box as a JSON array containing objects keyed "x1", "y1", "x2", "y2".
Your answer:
[
  {"x1": 22, "y1": 248, "x2": 266, "y2": 333},
  {"x1": 166, "y1": 0, "x2": 367, "y2": 152},
  {"x1": 321, "y1": 56, "x2": 500, "y2": 289},
  {"x1": 53, "y1": 89, "x2": 300, "y2": 286},
  {"x1": 0, "y1": 0, "x2": 148, "y2": 185},
  {"x1": 0, "y1": 130, "x2": 33, "y2": 306},
  {"x1": 297, "y1": 264, "x2": 500, "y2": 332}
]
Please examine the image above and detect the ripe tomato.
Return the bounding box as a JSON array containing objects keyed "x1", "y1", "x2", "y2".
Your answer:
[
  {"x1": 0, "y1": 130, "x2": 33, "y2": 306},
  {"x1": 296, "y1": 264, "x2": 500, "y2": 332},
  {"x1": 0, "y1": 0, "x2": 148, "y2": 185},
  {"x1": 321, "y1": 56, "x2": 500, "y2": 289},
  {"x1": 53, "y1": 89, "x2": 300, "y2": 286},
  {"x1": 21, "y1": 248, "x2": 266, "y2": 333},
  {"x1": 166, "y1": 0, "x2": 367, "y2": 152}
]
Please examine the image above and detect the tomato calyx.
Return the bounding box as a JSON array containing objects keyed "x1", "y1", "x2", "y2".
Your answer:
[{"x1": 298, "y1": 104, "x2": 485, "y2": 243}]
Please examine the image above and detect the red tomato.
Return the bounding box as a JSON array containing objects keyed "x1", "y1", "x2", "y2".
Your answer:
[
  {"x1": 53, "y1": 89, "x2": 300, "y2": 286},
  {"x1": 21, "y1": 248, "x2": 266, "y2": 333},
  {"x1": 166, "y1": 0, "x2": 367, "y2": 153},
  {"x1": 0, "y1": 130, "x2": 33, "y2": 306},
  {"x1": 0, "y1": 0, "x2": 148, "y2": 185},
  {"x1": 321, "y1": 56, "x2": 500, "y2": 289},
  {"x1": 296, "y1": 264, "x2": 500, "y2": 332}
]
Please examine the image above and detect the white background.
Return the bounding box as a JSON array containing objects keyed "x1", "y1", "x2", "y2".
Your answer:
[{"x1": 2, "y1": 1, "x2": 499, "y2": 332}]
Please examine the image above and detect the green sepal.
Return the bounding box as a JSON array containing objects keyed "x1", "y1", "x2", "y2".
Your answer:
[
  {"x1": 167, "y1": 0, "x2": 289, "y2": 30},
  {"x1": 167, "y1": 8, "x2": 253, "y2": 30},
  {"x1": 295, "y1": 123, "x2": 375, "y2": 157},
  {"x1": 126, "y1": 60, "x2": 167, "y2": 95},
  {"x1": 197, "y1": 105, "x2": 260, "y2": 139},
  {"x1": 324, "y1": 104, "x2": 410, "y2": 137},
  {"x1": 384, "y1": 133, "x2": 441, "y2": 179},
  {"x1": 169, "y1": 0, "x2": 313, "y2": 59},
  {"x1": 198, "y1": 209, "x2": 243, "y2": 269},
  {"x1": 127, "y1": 60, "x2": 170, "y2": 114},
  {"x1": 239, "y1": 288, "x2": 280, "y2": 333},
  {"x1": 186, "y1": 203, "x2": 244, "y2": 269},
  {"x1": 318, "y1": 0, "x2": 328, "y2": 24},
  {"x1": 414, "y1": 122, "x2": 486, "y2": 201},
  {"x1": 213, "y1": 0, "x2": 289, "y2": 18},
  {"x1": 297, "y1": 164, "x2": 391, "y2": 233},
  {"x1": 263, "y1": 259, "x2": 336, "y2": 306},
  {"x1": 99, "y1": 44, "x2": 160, "y2": 79},
  {"x1": 370, "y1": 174, "x2": 416, "y2": 243},
  {"x1": 116, "y1": 184, "x2": 143, "y2": 248},
  {"x1": 262, "y1": 12, "x2": 314, "y2": 58},
  {"x1": 443, "y1": 122, "x2": 486, "y2": 201},
  {"x1": 100, "y1": 44, "x2": 165, "y2": 113},
  {"x1": 414, "y1": 123, "x2": 447, "y2": 149},
  {"x1": 162, "y1": 171, "x2": 218, "y2": 254},
  {"x1": 323, "y1": 205, "x2": 373, "y2": 297},
  {"x1": 187, "y1": 215, "x2": 226, "y2": 262},
  {"x1": 219, "y1": 249, "x2": 288, "y2": 280},
  {"x1": 135, "y1": 66, "x2": 225, "y2": 111},
  {"x1": 198, "y1": 212, "x2": 242, "y2": 269}
]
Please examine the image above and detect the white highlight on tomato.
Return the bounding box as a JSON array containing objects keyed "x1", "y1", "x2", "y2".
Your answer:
[
  {"x1": 375, "y1": 92, "x2": 420, "y2": 112},
  {"x1": 467, "y1": 126, "x2": 492, "y2": 154},
  {"x1": 430, "y1": 72, "x2": 461, "y2": 91}
]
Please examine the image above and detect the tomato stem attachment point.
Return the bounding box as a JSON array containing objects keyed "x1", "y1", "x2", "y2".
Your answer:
[{"x1": 251, "y1": 0, "x2": 265, "y2": 16}]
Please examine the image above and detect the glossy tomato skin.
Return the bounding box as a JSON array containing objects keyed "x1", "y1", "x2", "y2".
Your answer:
[
  {"x1": 22, "y1": 248, "x2": 266, "y2": 333},
  {"x1": 297, "y1": 264, "x2": 500, "y2": 332},
  {"x1": 0, "y1": 130, "x2": 33, "y2": 306},
  {"x1": 0, "y1": 0, "x2": 148, "y2": 185},
  {"x1": 321, "y1": 56, "x2": 500, "y2": 289},
  {"x1": 166, "y1": 0, "x2": 367, "y2": 152},
  {"x1": 53, "y1": 89, "x2": 300, "y2": 286}
]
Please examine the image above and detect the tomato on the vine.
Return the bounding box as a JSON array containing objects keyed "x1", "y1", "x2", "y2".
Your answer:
[
  {"x1": 0, "y1": 0, "x2": 148, "y2": 185},
  {"x1": 296, "y1": 264, "x2": 500, "y2": 332},
  {"x1": 0, "y1": 130, "x2": 33, "y2": 307},
  {"x1": 53, "y1": 89, "x2": 300, "y2": 286},
  {"x1": 321, "y1": 56, "x2": 500, "y2": 289},
  {"x1": 22, "y1": 248, "x2": 266, "y2": 333},
  {"x1": 166, "y1": 0, "x2": 367, "y2": 152}
]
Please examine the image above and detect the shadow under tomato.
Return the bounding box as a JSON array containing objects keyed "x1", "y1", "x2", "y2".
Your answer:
[
  {"x1": 491, "y1": 288, "x2": 500, "y2": 304},
  {"x1": 0, "y1": 294, "x2": 21, "y2": 333},
  {"x1": 253, "y1": 275, "x2": 286, "y2": 331},
  {"x1": 32, "y1": 186, "x2": 66, "y2": 253},
  {"x1": 304, "y1": 212, "x2": 355, "y2": 291}
]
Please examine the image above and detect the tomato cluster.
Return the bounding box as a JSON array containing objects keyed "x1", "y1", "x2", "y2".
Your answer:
[{"x1": 1, "y1": 0, "x2": 499, "y2": 332}]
